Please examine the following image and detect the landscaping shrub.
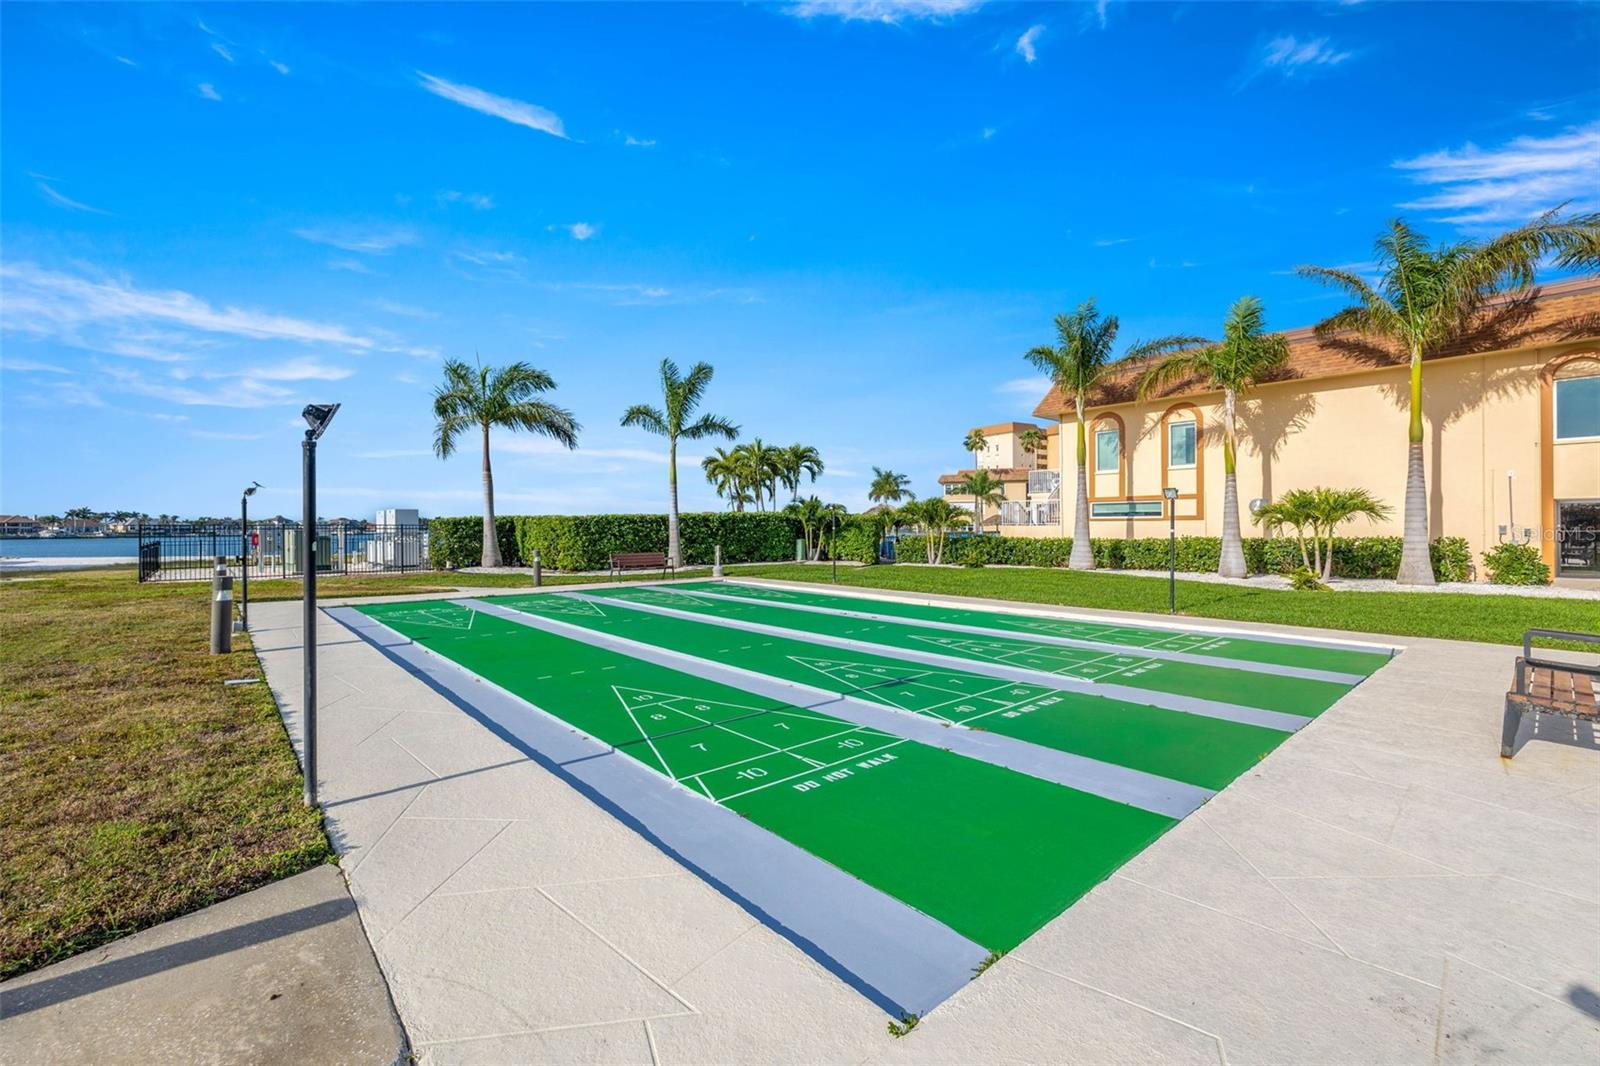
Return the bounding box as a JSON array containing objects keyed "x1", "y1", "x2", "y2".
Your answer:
[
  {"x1": 1289, "y1": 567, "x2": 1330, "y2": 591},
  {"x1": 428, "y1": 515, "x2": 519, "y2": 569},
  {"x1": 828, "y1": 516, "x2": 881, "y2": 564},
  {"x1": 1481, "y1": 542, "x2": 1551, "y2": 586},
  {"x1": 886, "y1": 533, "x2": 1472, "y2": 581},
  {"x1": 506, "y1": 512, "x2": 799, "y2": 571}
]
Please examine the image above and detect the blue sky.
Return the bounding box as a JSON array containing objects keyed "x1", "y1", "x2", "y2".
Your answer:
[{"x1": 3, "y1": 1, "x2": 1597, "y2": 519}]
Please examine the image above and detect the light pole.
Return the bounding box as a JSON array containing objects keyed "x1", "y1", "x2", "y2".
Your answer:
[
  {"x1": 831, "y1": 510, "x2": 840, "y2": 584},
  {"x1": 1163, "y1": 487, "x2": 1179, "y2": 615},
  {"x1": 239, "y1": 482, "x2": 260, "y2": 632},
  {"x1": 301, "y1": 403, "x2": 339, "y2": 809}
]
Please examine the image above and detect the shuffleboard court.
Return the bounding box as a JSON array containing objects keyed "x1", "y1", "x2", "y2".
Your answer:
[
  {"x1": 354, "y1": 599, "x2": 1174, "y2": 954},
  {"x1": 580, "y1": 584, "x2": 1358, "y2": 717},
  {"x1": 487, "y1": 591, "x2": 1292, "y2": 791},
  {"x1": 672, "y1": 580, "x2": 1394, "y2": 677}
]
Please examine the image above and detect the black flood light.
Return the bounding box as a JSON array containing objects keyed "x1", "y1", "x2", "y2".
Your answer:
[{"x1": 302, "y1": 403, "x2": 340, "y2": 441}]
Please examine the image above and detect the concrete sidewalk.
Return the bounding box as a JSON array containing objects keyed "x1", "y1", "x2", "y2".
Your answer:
[
  {"x1": 253, "y1": 583, "x2": 1600, "y2": 1064},
  {"x1": 0, "y1": 865, "x2": 407, "y2": 1065}
]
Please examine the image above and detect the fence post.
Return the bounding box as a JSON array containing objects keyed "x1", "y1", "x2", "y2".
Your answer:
[
  {"x1": 532, "y1": 549, "x2": 542, "y2": 587},
  {"x1": 210, "y1": 557, "x2": 233, "y2": 654},
  {"x1": 713, "y1": 544, "x2": 724, "y2": 578}
]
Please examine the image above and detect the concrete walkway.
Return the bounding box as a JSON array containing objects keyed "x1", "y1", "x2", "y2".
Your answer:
[
  {"x1": 0, "y1": 865, "x2": 407, "y2": 1065},
  {"x1": 252, "y1": 581, "x2": 1600, "y2": 1064}
]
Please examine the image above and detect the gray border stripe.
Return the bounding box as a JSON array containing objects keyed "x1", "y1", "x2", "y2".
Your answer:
[
  {"x1": 658, "y1": 586, "x2": 1367, "y2": 685},
  {"x1": 326, "y1": 605, "x2": 988, "y2": 1018},
  {"x1": 567, "y1": 592, "x2": 1310, "y2": 734},
  {"x1": 725, "y1": 577, "x2": 1400, "y2": 655},
  {"x1": 466, "y1": 599, "x2": 1211, "y2": 820}
]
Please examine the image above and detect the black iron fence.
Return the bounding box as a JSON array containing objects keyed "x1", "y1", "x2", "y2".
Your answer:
[{"x1": 135, "y1": 522, "x2": 430, "y2": 583}]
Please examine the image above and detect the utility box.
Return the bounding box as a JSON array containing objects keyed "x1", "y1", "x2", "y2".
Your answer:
[
  {"x1": 284, "y1": 534, "x2": 334, "y2": 574},
  {"x1": 376, "y1": 508, "x2": 419, "y2": 527},
  {"x1": 369, "y1": 508, "x2": 422, "y2": 568}
]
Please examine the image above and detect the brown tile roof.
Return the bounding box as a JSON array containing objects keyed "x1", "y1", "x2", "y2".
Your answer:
[
  {"x1": 1032, "y1": 275, "x2": 1600, "y2": 420},
  {"x1": 971, "y1": 421, "x2": 1044, "y2": 436},
  {"x1": 938, "y1": 467, "x2": 1032, "y2": 484}
]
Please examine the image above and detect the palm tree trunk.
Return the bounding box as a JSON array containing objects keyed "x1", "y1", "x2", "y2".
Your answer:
[
  {"x1": 1070, "y1": 399, "x2": 1094, "y2": 570},
  {"x1": 667, "y1": 438, "x2": 682, "y2": 568},
  {"x1": 480, "y1": 421, "x2": 501, "y2": 568},
  {"x1": 1397, "y1": 349, "x2": 1435, "y2": 585},
  {"x1": 1218, "y1": 391, "x2": 1247, "y2": 579}
]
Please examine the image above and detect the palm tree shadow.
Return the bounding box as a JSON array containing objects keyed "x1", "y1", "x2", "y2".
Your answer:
[{"x1": 1238, "y1": 389, "x2": 1319, "y2": 504}]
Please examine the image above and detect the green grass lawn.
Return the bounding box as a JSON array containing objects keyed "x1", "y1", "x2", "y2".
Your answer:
[
  {"x1": 0, "y1": 569, "x2": 331, "y2": 978},
  {"x1": 728, "y1": 563, "x2": 1596, "y2": 648}
]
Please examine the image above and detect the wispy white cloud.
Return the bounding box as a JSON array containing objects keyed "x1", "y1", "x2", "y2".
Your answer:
[
  {"x1": 269, "y1": 59, "x2": 290, "y2": 75},
  {"x1": 981, "y1": 126, "x2": 997, "y2": 140},
  {"x1": 99, "y1": 365, "x2": 297, "y2": 409},
  {"x1": 1094, "y1": 236, "x2": 1136, "y2": 246},
  {"x1": 370, "y1": 298, "x2": 439, "y2": 319},
  {"x1": 438, "y1": 190, "x2": 495, "y2": 210},
  {"x1": 190, "y1": 429, "x2": 263, "y2": 441},
  {"x1": 417, "y1": 71, "x2": 568, "y2": 139},
  {"x1": 1091, "y1": 0, "x2": 1109, "y2": 30},
  {"x1": 295, "y1": 226, "x2": 418, "y2": 253},
  {"x1": 1251, "y1": 35, "x2": 1353, "y2": 82},
  {"x1": 1015, "y1": 24, "x2": 1044, "y2": 63},
  {"x1": 1393, "y1": 122, "x2": 1600, "y2": 226},
  {"x1": 623, "y1": 134, "x2": 657, "y2": 147},
  {"x1": 115, "y1": 55, "x2": 137, "y2": 67},
  {"x1": 452, "y1": 248, "x2": 523, "y2": 267},
  {"x1": 198, "y1": 83, "x2": 222, "y2": 101},
  {"x1": 1, "y1": 357, "x2": 74, "y2": 374},
  {"x1": 995, "y1": 375, "x2": 1051, "y2": 397},
  {"x1": 787, "y1": 0, "x2": 983, "y2": 23},
  {"x1": 37, "y1": 181, "x2": 108, "y2": 214},
  {"x1": 227, "y1": 357, "x2": 354, "y2": 382},
  {"x1": 327, "y1": 258, "x2": 377, "y2": 275},
  {"x1": 211, "y1": 41, "x2": 234, "y2": 63},
  {"x1": 0, "y1": 262, "x2": 374, "y2": 352},
  {"x1": 564, "y1": 222, "x2": 598, "y2": 241}
]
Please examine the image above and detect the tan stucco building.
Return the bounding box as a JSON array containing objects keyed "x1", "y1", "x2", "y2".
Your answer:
[{"x1": 942, "y1": 277, "x2": 1600, "y2": 581}]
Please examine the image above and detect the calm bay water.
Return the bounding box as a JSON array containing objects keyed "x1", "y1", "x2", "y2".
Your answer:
[{"x1": 1, "y1": 537, "x2": 141, "y2": 559}]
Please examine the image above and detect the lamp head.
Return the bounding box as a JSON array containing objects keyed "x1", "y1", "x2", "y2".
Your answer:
[
  {"x1": 1162, "y1": 487, "x2": 1179, "y2": 501},
  {"x1": 1248, "y1": 496, "x2": 1266, "y2": 514},
  {"x1": 302, "y1": 403, "x2": 341, "y2": 441},
  {"x1": 243, "y1": 481, "x2": 261, "y2": 498}
]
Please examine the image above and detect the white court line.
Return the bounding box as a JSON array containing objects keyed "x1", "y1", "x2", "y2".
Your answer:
[
  {"x1": 616, "y1": 690, "x2": 678, "y2": 780},
  {"x1": 712, "y1": 738, "x2": 912, "y2": 804}
]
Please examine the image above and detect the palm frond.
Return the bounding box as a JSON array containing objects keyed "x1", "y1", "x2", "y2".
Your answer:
[
  {"x1": 620, "y1": 404, "x2": 668, "y2": 436},
  {"x1": 680, "y1": 413, "x2": 740, "y2": 441},
  {"x1": 503, "y1": 400, "x2": 580, "y2": 449}
]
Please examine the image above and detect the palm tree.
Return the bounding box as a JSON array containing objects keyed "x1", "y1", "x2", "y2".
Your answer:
[
  {"x1": 1026, "y1": 299, "x2": 1203, "y2": 570},
  {"x1": 1136, "y1": 296, "x2": 1290, "y2": 578},
  {"x1": 912, "y1": 497, "x2": 971, "y2": 564},
  {"x1": 701, "y1": 446, "x2": 747, "y2": 511},
  {"x1": 742, "y1": 439, "x2": 784, "y2": 511},
  {"x1": 433, "y1": 358, "x2": 579, "y2": 568},
  {"x1": 621, "y1": 359, "x2": 739, "y2": 568},
  {"x1": 779, "y1": 444, "x2": 825, "y2": 503},
  {"x1": 962, "y1": 428, "x2": 987, "y2": 469},
  {"x1": 1019, "y1": 426, "x2": 1047, "y2": 466},
  {"x1": 1306, "y1": 487, "x2": 1392, "y2": 581},
  {"x1": 1297, "y1": 209, "x2": 1600, "y2": 584},
  {"x1": 956, "y1": 469, "x2": 1006, "y2": 530},
  {"x1": 1252, "y1": 488, "x2": 1320, "y2": 573},
  {"x1": 785, "y1": 496, "x2": 829, "y2": 560},
  {"x1": 868, "y1": 467, "x2": 915, "y2": 506}
]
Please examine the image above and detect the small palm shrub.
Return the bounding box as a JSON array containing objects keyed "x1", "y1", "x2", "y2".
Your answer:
[
  {"x1": 1481, "y1": 543, "x2": 1550, "y2": 586},
  {"x1": 1289, "y1": 567, "x2": 1330, "y2": 591}
]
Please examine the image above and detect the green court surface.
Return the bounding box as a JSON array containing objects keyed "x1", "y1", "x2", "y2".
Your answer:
[
  {"x1": 580, "y1": 585, "x2": 1355, "y2": 717},
  {"x1": 356, "y1": 600, "x2": 1173, "y2": 951},
  {"x1": 491, "y1": 591, "x2": 1292, "y2": 790},
  {"x1": 674, "y1": 581, "x2": 1393, "y2": 677}
]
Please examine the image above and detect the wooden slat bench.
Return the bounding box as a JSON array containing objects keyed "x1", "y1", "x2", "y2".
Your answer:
[
  {"x1": 608, "y1": 551, "x2": 675, "y2": 580},
  {"x1": 1502, "y1": 628, "x2": 1600, "y2": 757}
]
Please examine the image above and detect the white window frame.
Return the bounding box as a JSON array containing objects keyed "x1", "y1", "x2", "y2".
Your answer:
[
  {"x1": 1167, "y1": 419, "x2": 1197, "y2": 470},
  {"x1": 1094, "y1": 427, "x2": 1120, "y2": 473},
  {"x1": 1553, "y1": 374, "x2": 1600, "y2": 443}
]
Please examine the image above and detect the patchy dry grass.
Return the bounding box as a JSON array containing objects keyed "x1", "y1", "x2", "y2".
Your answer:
[{"x1": 0, "y1": 569, "x2": 330, "y2": 977}]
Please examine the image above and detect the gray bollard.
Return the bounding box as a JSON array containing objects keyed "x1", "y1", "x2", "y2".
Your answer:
[
  {"x1": 210, "y1": 556, "x2": 234, "y2": 654},
  {"x1": 713, "y1": 544, "x2": 724, "y2": 578},
  {"x1": 531, "y1": 549, "x2": 542, "y2": 587}
]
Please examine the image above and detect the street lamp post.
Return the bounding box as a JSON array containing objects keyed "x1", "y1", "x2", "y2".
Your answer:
[
  {"x1": 1163, "y1": 487, "x2": 1179, "y2": 615},
  {"x1": 239, "y1": 482, "x2": 260, "y2": 632},
  {"x1": 831, "y1": 511, "x2": 840, "y2": 584},
  {"x1": 301, "y1": 403, "x2": 340, "y2": 809}
]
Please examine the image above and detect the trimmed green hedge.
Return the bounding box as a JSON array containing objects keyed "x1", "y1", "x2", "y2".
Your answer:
[
  {"x1": 428, "y1": 512, "x2": 802, "y2": 570},
  {"x1": 890, "y1": 534, "x2": 1473, "y2": 582},
  {"x1": 428, "y1": 515, "x2": 518, "y2": 569}
]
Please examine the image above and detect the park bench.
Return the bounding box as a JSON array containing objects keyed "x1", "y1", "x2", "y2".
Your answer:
[
  {"x1": 1502, "y1": 628, "x2": 1600, "y2": 757},
  {"x1": 609, "y1": 551, "x2": 675, "y2": 580}
]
